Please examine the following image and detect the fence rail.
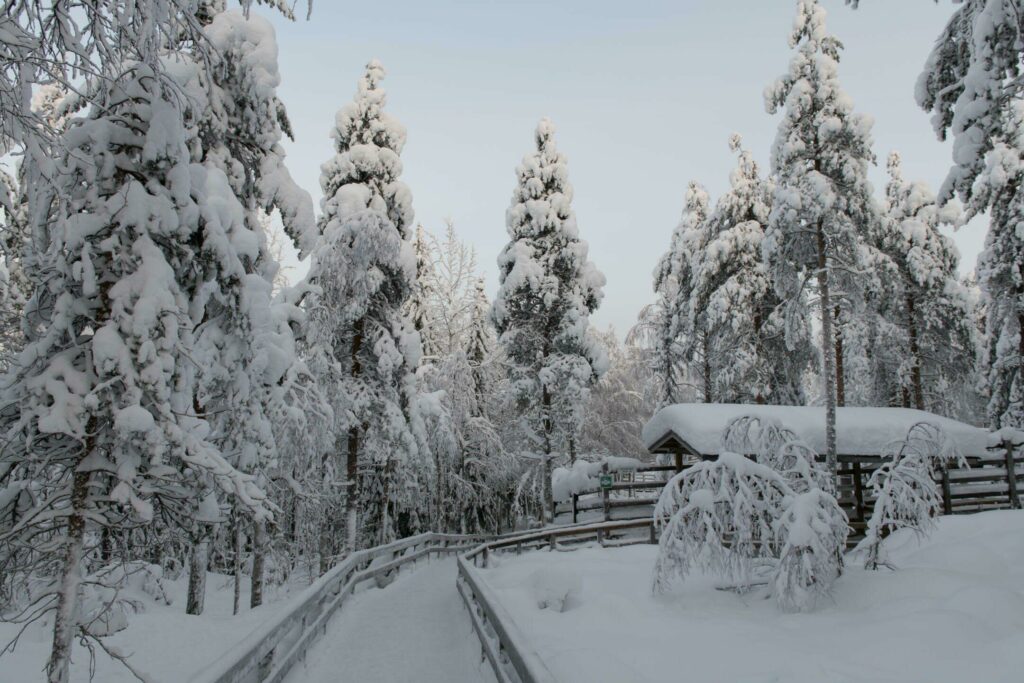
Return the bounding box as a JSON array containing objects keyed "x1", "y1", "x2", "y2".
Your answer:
[
  {"x1": 190, "y1": 532, "x2": 489, "y2": 683},
  {"x1": 557, "y1": 445, "x2": 1024, "y2": 531}
]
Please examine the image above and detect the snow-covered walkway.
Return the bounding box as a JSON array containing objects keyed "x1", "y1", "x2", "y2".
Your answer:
[{"x1": 284, "y1": 557, "x2": 496, "y2": 683}]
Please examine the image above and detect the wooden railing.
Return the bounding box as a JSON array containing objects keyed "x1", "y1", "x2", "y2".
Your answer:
[
  {"x1": 190, "y1": 532, "x2": 489, "y2": 683},
  {"x1": 456, "y1": 519, "x2": 655, "y2": 683},
  {"x1": 555, "y1": 464, "x2": 674, "y2": 524}
]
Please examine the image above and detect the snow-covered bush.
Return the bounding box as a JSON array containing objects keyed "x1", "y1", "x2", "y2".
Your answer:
[
  {"x1": 857, "y1": 422, "x2": 962, "y2": 570},
  {"x1": 655, "y1": 415, "x2": 847, "y2": 611},
  {"x1": 653, "y1": 453, "x2": 789, "y2": 594},
  {"x1": 773, "y1": 489, "x2": 848, "y2": 612},
  {"x1": 530, "y1": 567, "x2": 582, "y2": 612}
]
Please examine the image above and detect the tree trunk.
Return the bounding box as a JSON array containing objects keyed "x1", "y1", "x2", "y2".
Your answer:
[
  {"x1": 907, "y1": 294, "x2": 924, "y2": 410},
  {"x1": 815, "y1": 219, "x2": 839, "y2": 477},
  {"x1": 344, "y1": 317, "x2": 365, "y2": 554},
  {"x1": 702, "y1": 336, "x2": 712, "y2": 403},
  {"x1": 250, "y1": 519, "x2": 266, "y2": 609},
  {"x1": 569, "y1": 434, "x2": 577, "y2": 466},
  {"x1": 834, "y1": 305, "x2": 846, "y2": 407},
  {"x1": 232, "y1": 512, "x2": 242, "y2": 616},
  {"x1": 541, "y1": 385, "x2": 554, "y2": 524},
  {"x1": 186, "y1": 525, "x2": 211, "y2": 615},
  {"x1": 47, "y1": 468, "x2": 90, "y2": 683}
]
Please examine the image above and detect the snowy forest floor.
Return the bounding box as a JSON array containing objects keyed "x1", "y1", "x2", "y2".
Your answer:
[
  {"x1": 481, "y1": 510, "x2": 1024, "y2": 683},
  {"x1": 283, "y1": 557, "x2": 496, "y2": 683},
  {"x1": 0, "y1": 568, "x2": 307, "y2": 682}
]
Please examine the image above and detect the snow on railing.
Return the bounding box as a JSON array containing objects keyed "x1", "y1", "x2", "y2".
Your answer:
[
  {"x1": 457, "y1": 519, "x2": 656, "y2": 683},
  {"x1": 189, "y1": 532, "x2": 488, "y2": 683}
]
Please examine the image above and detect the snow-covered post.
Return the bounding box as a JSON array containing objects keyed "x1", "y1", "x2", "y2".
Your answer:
[{"x1": 998, "y1": 432, "x2": 1022, "y2": 509}]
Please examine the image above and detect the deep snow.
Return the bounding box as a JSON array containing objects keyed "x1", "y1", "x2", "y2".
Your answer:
[
  {"x1": 481, "y1": 510, "x2": 1024, "y2": 683},
  {"x1": 0, "y1": 569, "x2": 301, "y2": 682}
]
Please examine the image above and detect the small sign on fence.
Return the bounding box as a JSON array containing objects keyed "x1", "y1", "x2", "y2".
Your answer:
[{"x1": 599, "y1": 474, "x2": 613, "y2": 490}]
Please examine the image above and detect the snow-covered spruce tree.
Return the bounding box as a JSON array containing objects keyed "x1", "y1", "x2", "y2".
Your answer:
[
  {"x1": 916, "y1": 0, "x2": 1023, "y2": 206},
  {"x1": 693, "y1": 134, "x2": 812, "y2": 405},
  {"x1": 878, "y1": 152, "x2": 978, "y2": 416},
  {"x1": 764, "y1": 0, "x2": 877, "y2": 473},
  {"x1": 0, "y1": 64, "x2": 270, "y2": 683},
  {"x1": 651, "y1": 181, "x2": 713, "y2": 406},
  {"x1": 406, "y1": 224, "x2": 440, "y2": 362},
  {"x1": 966, "y1": 104, "x2": 1024, "y2": 428},
  {"x1": 303, "y1": 60, "x2": 423, "y2": 556},
  {"x1": 857, "y1": 423, "x2": 962, "y2": 570},
  {"x1": 492, "y1": 119, "x2": 606, "y2": 521},
  {"x1": 0, "y1": 168, "x2": 28, "y2": 372},
  {"x1": 187, "y1": 5, "x2": 324, "y2": 611},
  {"x1": 914, "y1": 0, "x2": 1024, "y2": 429}
]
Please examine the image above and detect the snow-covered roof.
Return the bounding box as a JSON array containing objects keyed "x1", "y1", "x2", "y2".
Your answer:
[{"x1": 642, "y1": 403, "x2": 990, "y2": 457}]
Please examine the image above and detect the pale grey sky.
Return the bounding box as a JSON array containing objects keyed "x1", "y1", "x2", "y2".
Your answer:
[{"x1": 267, "y1": 0, "x2": 985, "y2": 335}]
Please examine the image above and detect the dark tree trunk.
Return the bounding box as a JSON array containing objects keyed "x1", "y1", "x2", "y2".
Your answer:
[
  {"x1": 907, "y1": 294, "x2": 924, "y2": 410},
  {"x1": 834, "y1": 305, "x2": 846, "y2": 407},
  {"x1": 541, "y1": 385, "x2": 554, "y2": 523},
  {"x1": 186, "y1": 523, "x2": 211, "y2": 615},
  {"x1": 344, "y1": 317, "x2": 365, "y2": 554},
  {"x1": 816, "y1": 220, "x2": 838, "y2": 477},
  {"x1": 47, "y1": 467, "x2": 91, "y2": 683},
  {"x1": 250, "y1": 519, "x2": 266, "y2": 609}
]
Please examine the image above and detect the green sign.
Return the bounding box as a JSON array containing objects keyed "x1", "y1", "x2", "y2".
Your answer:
[{"x1": 599, "y1": 474, "x2": 613, "y2": 489}]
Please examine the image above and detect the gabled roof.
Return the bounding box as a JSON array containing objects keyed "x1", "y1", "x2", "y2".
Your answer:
[{"x1": 642, "y1": 403, "x2": 990, "y2": 457}]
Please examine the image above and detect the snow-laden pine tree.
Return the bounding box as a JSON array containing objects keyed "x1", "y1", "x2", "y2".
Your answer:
[
  {"x1": 406, "y1": 224, "x2": 440, "y2": 362},
  {"x1": 916, "y1": 0, "x2": 1023, "y2": 205},
  {"x1": 915, "y1": 0, "x2": 1023, "y2": 428},
  {"x1": 878, "y1": 152, "x2": 979, "y2": 417},
  {"x1": 303, "y1": 60, "x2": 424, "y2": 556},
  {"x1": 0, "y1": 169, "x2": 27, "y2": 372},
  {"x1": 650, "y1": 181, "x2": 712, "y2": 406},
  {"x1": 693, "y1": 134, "x2": 812, "y2": 405},
  {"x1": 493, "y1": 119, "x2": 606, "y2": 520},
  {"x1": 764, "y1": 0, "x2": 877, "y2": 473},
  {"x1": 187, "y1": 5, "x2": 325, "y2": 612},
  {"x1": 0, "y1": 64, "x2": 270, "y2": 683}
]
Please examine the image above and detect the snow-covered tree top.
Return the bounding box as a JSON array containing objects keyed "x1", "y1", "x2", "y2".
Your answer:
[
  {"x1": 643, "y1": 404, "x2": 990, "y2": 457},
  {"x1": 319, "y1": 59, "x2": 413, "y2": 238}
]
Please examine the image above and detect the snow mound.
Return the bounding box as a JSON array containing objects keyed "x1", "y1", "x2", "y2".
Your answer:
[{"x1": 530, "y1": 567, "x2": 582, "y2": 612}]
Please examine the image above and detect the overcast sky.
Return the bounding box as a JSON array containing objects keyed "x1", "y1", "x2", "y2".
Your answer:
[{"x1": 266, "y1": 0, "x2": 984, "y2": 336}]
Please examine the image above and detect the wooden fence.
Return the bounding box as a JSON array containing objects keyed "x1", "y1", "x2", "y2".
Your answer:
[{"x1": 555, "y1": 441, "x2": 1024, "y2": 535}]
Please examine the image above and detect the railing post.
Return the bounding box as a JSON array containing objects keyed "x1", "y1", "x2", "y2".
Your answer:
[
  {"x1": 1004, "y1": 437, "x2": 1021, "y2": 509},
  {"x1": 941, "y1": 465, "x2": 953, "y2": 515},
  {"x1": 649, "y1": 521, "x2": 657, "y2": 545},
  {"x1": 602, "y1": 462, "x2": 610, "y2": 522},
  {"x1": 852, "y1": 461, "x2": 865, "y2": 523},
  {"x1": 571, "y1": 494, "x2": 578, "y2": 524}
]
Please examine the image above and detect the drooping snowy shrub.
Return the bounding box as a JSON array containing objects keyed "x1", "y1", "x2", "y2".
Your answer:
[
  {"x1": 655, "y1": 415, "x2": 848, "y2": 611},
  {"x1": 653, "y1": 452, "x2": 790, "y2": 594},
  {"x1": 857, "y1": 422, "x2": 961, "y2": 570},
  {"x1": 773, "y1": 489, "x2": 848, "y2": 612}
]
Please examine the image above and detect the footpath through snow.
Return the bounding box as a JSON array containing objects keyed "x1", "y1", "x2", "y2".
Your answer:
[{"x1": 284, "y1": 556, "x2": 496, "y2": 683}]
